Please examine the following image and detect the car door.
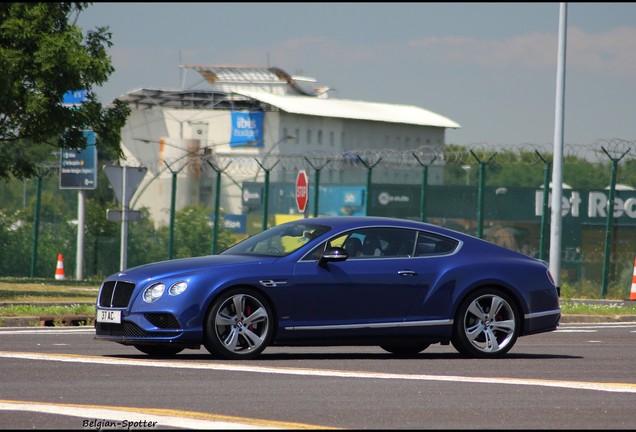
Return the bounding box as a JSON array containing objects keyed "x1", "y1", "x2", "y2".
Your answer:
[{"x1": 290, "y1": 227, "x2": 422, "y2": 329}]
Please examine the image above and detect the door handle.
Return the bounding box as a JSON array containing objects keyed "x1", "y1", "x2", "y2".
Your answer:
[{"x1": 398, "y1": 270, "x2": 417, "y2": 277}]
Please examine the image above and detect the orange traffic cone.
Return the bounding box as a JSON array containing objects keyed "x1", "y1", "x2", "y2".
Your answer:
[
  {"x1": 55, "y1": 253, "x2": 65, "y2": 281},
  {"x1": 630, "y1": 258, "x2": 636, "y2": 301}
]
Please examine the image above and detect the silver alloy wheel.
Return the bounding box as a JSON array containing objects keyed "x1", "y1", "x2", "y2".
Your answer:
[
  {"x1": 214, "y1": 293, "x2": 270, "y2": 355},
  {"x1": 461, "y1": 293, "x2": 516, "y2": 354}
]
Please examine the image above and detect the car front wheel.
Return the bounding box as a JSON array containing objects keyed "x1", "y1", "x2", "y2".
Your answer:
[
  {"x1": 451, "y1": 288, "x2": 519, "y2": 358},
  {"x1": 204, "y1": 288, "x2": 273, "y2": 360}
]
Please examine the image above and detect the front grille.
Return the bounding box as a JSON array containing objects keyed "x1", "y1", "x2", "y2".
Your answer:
[
  {"x1": 96, "y1": 321, "x2": 177, "y2": 338},
  {"x1": 98, "y1": 281, "x2": 135, "y2": 308},
  {"x1": 145, "y1": 313, "x2": 181, "y2": 329}
]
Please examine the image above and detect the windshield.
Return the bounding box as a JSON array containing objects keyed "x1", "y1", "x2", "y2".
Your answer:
[{"x1": 220, "y1": 223, "x2": 331, "y2": 257}]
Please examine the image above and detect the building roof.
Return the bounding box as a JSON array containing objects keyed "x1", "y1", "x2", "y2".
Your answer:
[
  {"x1": 182, "y1": 65, "x2": 459, "y2": 128},
  {"x1": 233, "y1": 90, "x2": 460, "y2": 129},
  {"x1": 181, "y1": 64, "x2": 325, "y2": 96},
  {"x1": 117, "y1": 64, "x2": 460, "y2": 129},
  {"x1": 183, "y1": 65, "x2": 284, "y2": 85}
]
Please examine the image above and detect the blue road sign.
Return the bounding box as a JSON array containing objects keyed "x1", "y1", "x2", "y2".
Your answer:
[
  {"x1": 62, "y1": 89, "x2": 89, "y2": 107},
  {"x1": 59, "y1": 130, "x2": 98, "y2": 190}
]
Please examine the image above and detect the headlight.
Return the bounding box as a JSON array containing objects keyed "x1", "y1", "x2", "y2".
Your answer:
[
  {"x1": 143, "y1": 283, "x2": 166, "y2": 303},
  {"x1": 169, "y1": 281, "x2": 188, "y2": 296}
]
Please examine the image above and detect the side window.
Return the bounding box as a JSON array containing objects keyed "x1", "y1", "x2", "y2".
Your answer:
[
  {"x1": 414, "y1": 231, "x2": 459, "y2": 257},
  {"x1": 346, "y1": 228, "x2": 416, "y2": 259},
  {"x1": 303, "y1": 234, "x2": 347, "y2": 261},
  {"x1": 302, "y1": 228, "x2": 422, "y2": 261},
  {"x1": 304, "y1": 241, "x2": 327, "y2": 261},
  {"x1": 375, "y1": 228, "x2": 417, "y2": 257}
]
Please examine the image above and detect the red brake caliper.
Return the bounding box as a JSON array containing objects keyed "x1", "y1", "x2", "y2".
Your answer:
[{"x1": 245, "y1": 304, "x2": 254, "y2": 331}]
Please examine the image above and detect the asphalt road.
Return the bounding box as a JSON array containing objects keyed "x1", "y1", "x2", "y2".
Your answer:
[{"x1": 0, "y1": 321, "x2": 635, "y2": 429}]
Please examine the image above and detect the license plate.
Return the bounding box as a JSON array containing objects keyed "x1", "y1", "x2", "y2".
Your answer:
[{"x1": 96, "y1": 309, "x2": 121, "y2": 323}]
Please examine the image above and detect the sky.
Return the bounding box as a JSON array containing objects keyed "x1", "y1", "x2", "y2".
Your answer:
[{"x1": 77, "y1": 2, "x2": 636, "y2": 150}]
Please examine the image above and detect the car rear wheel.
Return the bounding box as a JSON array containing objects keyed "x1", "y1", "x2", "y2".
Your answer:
[
  {"x1": 380, "y1": 342, "x2": 430, "y2": 355},
  {"x1": 204, "y1": 288, "x2": 273, "y2": 360},
  {"x1": 451, "y1": 288, "x2": 519, "y2": 358},
  {"x1": 133, "y1": 344, "x2": 184, "y2": 357}
]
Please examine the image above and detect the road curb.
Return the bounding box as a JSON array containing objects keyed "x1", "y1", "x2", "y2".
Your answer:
[
  {"x1": 0, "y1": 315, "x2": 94, "y2": 327},
  {"x1": 559, "y1": 314, "x2": 636, "y2": 323}
]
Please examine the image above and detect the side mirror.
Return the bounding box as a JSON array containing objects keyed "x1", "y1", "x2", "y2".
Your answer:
[{"x1": 318, "y1": 247, "x2": 349, "y2": 265}]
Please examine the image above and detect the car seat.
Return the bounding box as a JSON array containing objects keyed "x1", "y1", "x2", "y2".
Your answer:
[
  {"x1": 361, "y1": 235, "x2": 382, "y2": 256},
  {"x1": 343, "y1": 237, "x2": 362, "y2": 256}
]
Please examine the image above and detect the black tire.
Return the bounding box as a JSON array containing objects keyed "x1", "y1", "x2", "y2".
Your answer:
[
  {"x1": 380, "y1": 342, "x2": 430, "y2": 355},
  {"x1": 204, "y1": 288, "x2": 273, "y2": 360},
  {"x1": 133, "y1": 344, "x2": 184, "y2": 357},
  {"x1": 451, "y1": 288, "x2": 520, "y2": 358}
]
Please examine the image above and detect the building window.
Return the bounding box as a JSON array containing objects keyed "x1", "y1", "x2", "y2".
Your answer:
[
  {"x1": 307, "y1": 130, "x2": 311, "y2": 145},
  {"x1": 318, "y1": 130, "x2": 323, "y2": 145},
  {"x1": 329, "y1": 131, "x2": 335, "y2": 147}
]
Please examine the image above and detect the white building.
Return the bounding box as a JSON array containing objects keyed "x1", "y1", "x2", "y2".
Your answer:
[{"x1": 115, "y1": 65, "x2": 460, "y2": 227}]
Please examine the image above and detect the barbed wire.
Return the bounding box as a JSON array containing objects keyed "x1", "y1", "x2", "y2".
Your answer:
[
  {"x1": 26, "y1": 139, "x2": 636, "y2": 179},
  {"x1": 187, "y1": 139, "x2": 636, "y2": 176}
]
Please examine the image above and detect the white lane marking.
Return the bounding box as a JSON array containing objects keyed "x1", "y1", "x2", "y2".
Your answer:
[
  {"x1": 555, "y1": 329, "x2": 597, "y2": 333},
  {"x1": 555, "y1": 323, "x2": 636, "y2": 332},
  {"x1": 1, "y1": 351, "x2": 635, "y2": 394},
  {"x1": 0, "y1": 399, "x2": 322, "y2": 430},
  {"x1": 559, "y1": 322, "x2": 636, "y2": 329},
  {"x1": 0, "y1": 401, "x2": 256, "y2": 430},
  {"x1": 0, "y1": 328, "x2": 94, "y2": 335}
]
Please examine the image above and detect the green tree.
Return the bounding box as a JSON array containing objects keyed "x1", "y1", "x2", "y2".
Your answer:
[
  {"x1": 127, "y1": 208, "x2": 166, "y2": 269},
  {"x1": 156, "y1": 205, "x2": 237, "y2": 259},
  {"x1": 618, "y1": 159, "x2": 636, "y2": 189},
  {"x1": 443, "y1": 144, "x2": 611, "y2": 189},
  {"x1": 0, "y1": 2, "x2": 129, "y2": 180}
]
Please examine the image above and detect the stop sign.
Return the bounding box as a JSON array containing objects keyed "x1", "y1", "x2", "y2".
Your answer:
[{"x1": 295, "y1": 170, "x2": 309, "y2": 214}]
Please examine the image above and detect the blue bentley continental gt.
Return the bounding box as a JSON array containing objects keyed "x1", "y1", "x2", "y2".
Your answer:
[{"x1": 95, "y1": 216, "x2": 561, "y2": 359}]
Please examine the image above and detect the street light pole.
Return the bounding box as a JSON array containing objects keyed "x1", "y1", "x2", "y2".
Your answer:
[{"x1": 549, "y1": 3, "x2": 568, "y2": 294}]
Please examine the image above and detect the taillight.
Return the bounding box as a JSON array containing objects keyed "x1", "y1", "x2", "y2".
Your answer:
[{"x1": 546, "y1": 269, "x2": 555, "y2": 286}]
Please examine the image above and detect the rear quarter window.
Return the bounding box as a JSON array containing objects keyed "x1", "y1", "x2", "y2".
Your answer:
[{"x1": 414, "y1": 232, "x2": 459, "y2": 256}]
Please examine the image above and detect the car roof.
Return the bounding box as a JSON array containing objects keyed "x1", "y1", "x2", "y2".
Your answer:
[
  {"x1": 287, "y1": 216, "x2": 509, "y2": 252},
  {"x1": 287, "y1": 216, "x2": 450, "y2": 234}
]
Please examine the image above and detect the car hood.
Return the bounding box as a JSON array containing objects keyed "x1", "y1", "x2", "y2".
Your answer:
[{"x1": 108, "y1": 254, "x2": 277, "y2": 282}]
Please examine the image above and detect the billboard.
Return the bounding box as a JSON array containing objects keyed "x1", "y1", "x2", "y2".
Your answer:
[{"x1": 229, "y1": 111, "x2": 263, "y2": 147}]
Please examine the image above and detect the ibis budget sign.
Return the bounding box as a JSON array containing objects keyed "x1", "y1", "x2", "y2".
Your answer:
[{"x1": 230, "y1": 111, "x2": 264, "y2": 147}]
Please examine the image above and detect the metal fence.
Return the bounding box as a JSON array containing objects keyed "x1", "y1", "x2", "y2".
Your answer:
[{"x1": 3, "y1": 139, "x2": 636, "y2": 297}]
